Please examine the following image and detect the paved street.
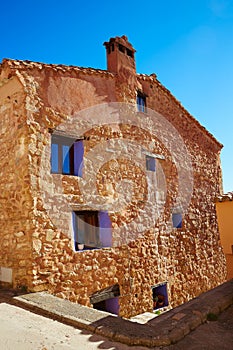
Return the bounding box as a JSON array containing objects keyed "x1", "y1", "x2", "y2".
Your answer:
[
  {"x1": 0, "y1": 290, "x2": 233, "y2": 350},
  {"x1": 166, "y1": 304, "x2": 233, "y2": 350},
  {"x1": 0, "y1": 302, "x2": 148, "y2": 350}
]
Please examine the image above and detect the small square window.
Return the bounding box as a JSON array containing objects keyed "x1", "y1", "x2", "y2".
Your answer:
[
  {"x1": 146, "y1": 155, "x2": 156, "y2": 171},
  {"x1": 172, "y1": 213, "x2": 182, "y2": 228}
]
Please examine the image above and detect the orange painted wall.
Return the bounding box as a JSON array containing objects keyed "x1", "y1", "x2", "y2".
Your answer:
[{"x1": 216, "y1": 201, "x2": 233, "y2": 279}]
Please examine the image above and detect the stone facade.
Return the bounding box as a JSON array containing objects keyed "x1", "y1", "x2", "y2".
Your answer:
[{"x1": 0, "y1": 35, "x2": 226, "y2": 318}]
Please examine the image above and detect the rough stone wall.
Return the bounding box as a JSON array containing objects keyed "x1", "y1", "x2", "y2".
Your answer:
[
  {"x1": 137, "y1": 75, "x2": 226, "y2": 302},
  {"x1": 0, "y1": 59, "x2": 227, "y2": 318},
  {"x1": 0, "y1": 76, "x2": 34, "y2": 289}
]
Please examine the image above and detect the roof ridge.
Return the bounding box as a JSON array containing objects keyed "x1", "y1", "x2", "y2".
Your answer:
[{"x1": 1, "y1": 58, "x2": 114, "y2": 77}]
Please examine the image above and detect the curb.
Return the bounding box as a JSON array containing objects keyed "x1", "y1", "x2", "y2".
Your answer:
[{"x1": 13, "y1": 279, "x2": 233, "y2": 347}]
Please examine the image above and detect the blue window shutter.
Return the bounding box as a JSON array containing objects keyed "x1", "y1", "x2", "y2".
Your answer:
[
  {"x1": 98, "y1": 211, "x2": 112, "y2": 247},
  {"x1": 51, "y1": 143, "x2": 59, "y2": 173},
  {"x1": 74, "y1": 140, "x2": 84, "y2": 177}
]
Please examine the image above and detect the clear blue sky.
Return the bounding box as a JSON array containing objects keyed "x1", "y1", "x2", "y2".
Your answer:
[{"x1": 0, "y1": 0, "x2": 232, "y2": 192}]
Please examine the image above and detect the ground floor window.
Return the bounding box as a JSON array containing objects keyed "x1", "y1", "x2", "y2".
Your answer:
[
  {"x1": 152, "y1": 282, "x2": 169, "y2": 310},
  {"x1": 72, "y1": 211, "x2": 112, "y2": 251},
  {"x1": 90, "y1": 284, "x2": 120, "y2": 315}
]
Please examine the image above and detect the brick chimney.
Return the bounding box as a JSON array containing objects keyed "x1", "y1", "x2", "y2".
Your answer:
[{"x1": 103, "y1": 35, "x2": 136, "y2": 75}]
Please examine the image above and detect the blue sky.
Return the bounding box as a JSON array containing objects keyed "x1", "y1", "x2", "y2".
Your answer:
[{"x1": 0, "y1": 0, "x2": 232, "y2": 192}]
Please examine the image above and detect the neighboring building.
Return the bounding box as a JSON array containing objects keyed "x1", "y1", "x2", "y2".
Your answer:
[
  {"x1": 215, "y1": 192, "x2": 233, "y2": 280},
  {"x1": 0, "y1": 35, "x2": 226, "y2": 318}
]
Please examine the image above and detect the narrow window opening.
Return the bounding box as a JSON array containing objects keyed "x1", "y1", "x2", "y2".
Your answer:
[
  {"x1": 137, "y1": 93, "x2": 146, "y2": 112},
  {"x1": 111, "y1": 43, "x2": 114, "y2": 52}
]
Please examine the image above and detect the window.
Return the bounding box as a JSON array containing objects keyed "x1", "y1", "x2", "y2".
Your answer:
[
  {"x1": 137, "y1": 93, "x2": 146, "y2": 112},
  {"x1": 90, "y1": 284, "x2": 120, "y2": 315},
  {"x1": 146, "y1": 155, "x2": 156, "y2": 171},
  {"x1": 152, "y1": 283, "x2": 169, "y2": 310},
  {"x1": 72, "y1": 211, "x2": 112, "y2": 251},
  {"x1": 172, "y1": 213, "x2": 182, "y2": 228},
  {"x1": 51, "y1": 135, "x2": 84, "y2": 176}
]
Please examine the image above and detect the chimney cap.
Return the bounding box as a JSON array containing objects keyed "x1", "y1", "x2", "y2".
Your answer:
[{"x1": 103, "y1": 35, "x2": 136, "y2": 53}]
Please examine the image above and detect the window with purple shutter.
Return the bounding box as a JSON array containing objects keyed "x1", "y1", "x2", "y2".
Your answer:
[{"x1": 51, "y1": 135, "x2": 83, "y2": 176}]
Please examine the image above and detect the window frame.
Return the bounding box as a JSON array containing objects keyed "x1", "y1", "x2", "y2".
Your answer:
[
  {"x1": 51, "y1": 134, "x2": 83, "y2": 176},
  {"x1": 72, "y1": 210, "x2": 112, "y2": 251},
  {"x1": 137, "y1": 92, "x2": 147, "y2": 113},
  {"x1": 152, "y1": 282, "x2": 169, "y2": 311},
  {"x1": 172, "y1": 213, "x2": 183, "y2": 229},
  {"x1": 146, "y1": 155, "x2": 156, "y2": 172},
  {"x1": 73, "y1": 211, "x2": 100, "y2": 251}
]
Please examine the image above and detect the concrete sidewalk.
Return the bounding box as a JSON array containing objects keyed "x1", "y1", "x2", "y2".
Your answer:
[{"x1": 2, "y1": 279, "x2": 233, "y2": 348}]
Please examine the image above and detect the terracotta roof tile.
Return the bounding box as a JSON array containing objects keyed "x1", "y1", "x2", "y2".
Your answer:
[{"x1": 1, "y1": 58, "x2": 115, "y2": 78}]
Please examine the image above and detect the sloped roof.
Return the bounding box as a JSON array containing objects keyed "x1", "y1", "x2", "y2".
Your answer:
[{"x1": 0, "y1": 58, "x2": 114, "y2": 79}]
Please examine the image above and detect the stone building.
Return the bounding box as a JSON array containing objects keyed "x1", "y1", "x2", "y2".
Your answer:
[
  {"x1": 0, "y1": 35, "x2": 226, "y2": 318},
  {"x1": 215, "y1": 192, "x2": 233, "y2": 280}
]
